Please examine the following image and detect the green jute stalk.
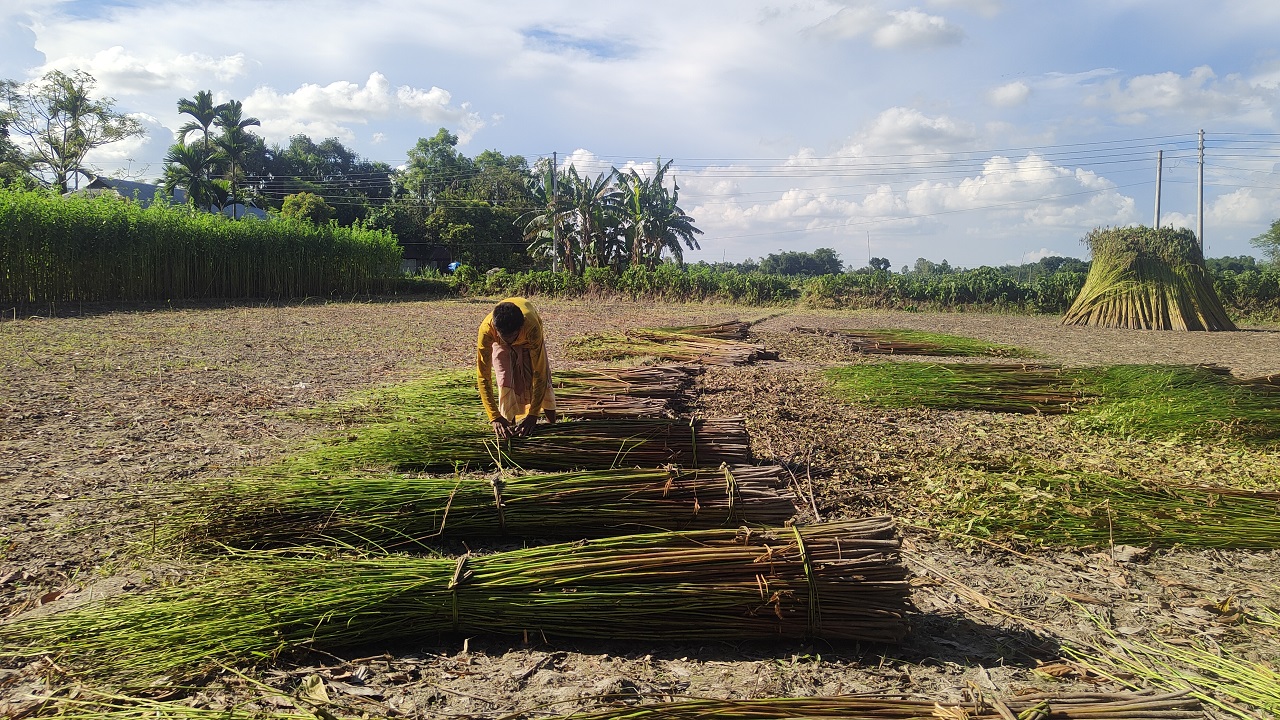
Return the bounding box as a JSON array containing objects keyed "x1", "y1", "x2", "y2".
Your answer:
[
  {"x1": 1066, "y1": 610, "x2": 1278, "y2": 720},
  {"x1": 0, "y1": 519, "x2": 910, "y2": 680},
  {"x1": 921, "y1": 467, "x2": 1280, "y2": 549},
  {"x1": 825, "y1": 362, "x2": 1083, "y2": 414},
  {"x1": 566, "y1": 327, "x2": 776, "y2": 366},
  {"x1": 300, "y1": 366, "x2": 702, "y2": 426},
  {"x1": 162, "y1": 465, "x2": 798, "y2": 551},
  {"x1": 1062, "y1": 226, "x2": 1235, "y2": 331},
  {"x1": 282, "y1": 415, "x2": 752, "y2": 473}
]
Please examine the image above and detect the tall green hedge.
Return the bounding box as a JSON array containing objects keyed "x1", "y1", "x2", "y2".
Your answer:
[{"x1": 0, "y1": 189, "x2": 402, "y2": 303}]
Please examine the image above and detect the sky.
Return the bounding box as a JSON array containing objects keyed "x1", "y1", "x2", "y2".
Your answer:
[{"x1": 4, "y1": 0, "x2": 1280, "y2": 269}]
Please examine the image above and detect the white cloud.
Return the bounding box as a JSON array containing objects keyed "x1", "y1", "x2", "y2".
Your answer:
[
  {"x1": 861, "y1": 106, "x2": 976, "y2": 152},
  {"x1": 1022, "y1": 248, "x2": 1067, "y2": 262},
  {"x1": 1087, "y1": 65, "x2": 1273, "y2": 125},
  {"x1": 873, "y1": 9, "x2": 964, "y2": 48},
  {"x1": 41, "y1": 46, "x2": 247, "y2": 95},
  {"x1": 927, "y1": 0, "x2": 1001, "y2": 17},
  {"x1": 988, "y1": 80, "x2": 1030, "y2": 107},
  {"x1": 812, "y1": 4, "x2": 963, "y2": 49},
  {"x1": 242, "y1": 72, "x2": 485, "y2": 144},
  {"x1": 1208, "y1": 188, "x2": 1273, "y2": 225}
]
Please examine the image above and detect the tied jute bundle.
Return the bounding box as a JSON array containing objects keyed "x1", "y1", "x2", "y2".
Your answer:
[
  {"x1": 1, "y1": 519, "x2": 909, "y2": 680},
  {"x1": 165, "y1": 464, "x2": 798, "y2": 551}
]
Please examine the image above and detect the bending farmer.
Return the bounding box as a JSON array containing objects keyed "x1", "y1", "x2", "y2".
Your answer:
[{"x1": 476, "y1": 297, "x2": 558, "y2": 439}]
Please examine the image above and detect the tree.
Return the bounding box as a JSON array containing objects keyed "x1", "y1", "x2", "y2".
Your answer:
[
  {"x1": 759, "y1": 248, "x2": 843, "y2": 276},
  {"x1": 1251, "y1": 219, "x2": 1280, "y2": 266},
  {"x1": 162, "y1": 142, "x2": 226, "y2": 210},
  {"x1": 213, "y1": 99, "x2": 261, "y2": 218},
  {"x1": 522, "y1": 159, "x2": 576, "y2": 273},
  {"x1": 617, "y1": 160, "x2": 702, "y2": 269},
  {"x1": 0, "y1": 69, "x2": 144, "y2": 192},
  {"x1": 0, "y1": 109, "x2": 34, "y2": 188},
  {"x1": 281, "y1": 191, "x2": 334, "y2": 224},
  {"x1": 398, "y1": 128, "x2": 473, "y2": 200},
  {"x1": 869, "y1": 257, "x2": 892, "y2": 272},
  {"x1": 257, "y1": 134, "x2": 394, "y2": 225}
]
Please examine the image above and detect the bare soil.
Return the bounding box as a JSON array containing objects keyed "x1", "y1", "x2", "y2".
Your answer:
[{"x1": 2, "y1": 299, "x2": 1278, "y2": 718}]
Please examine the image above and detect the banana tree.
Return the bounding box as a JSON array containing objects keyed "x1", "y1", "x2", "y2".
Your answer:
[
  {"x1": 618, "y1": 159, "x2": 702, "y2": 269},
  {"x1": 521, "y1": 159, "x2": 576, "y2": 273}
]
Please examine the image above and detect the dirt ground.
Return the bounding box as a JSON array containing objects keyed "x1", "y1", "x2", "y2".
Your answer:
[{"x1": 2, "y1": 298, "x2": 1279, "y2": 718}]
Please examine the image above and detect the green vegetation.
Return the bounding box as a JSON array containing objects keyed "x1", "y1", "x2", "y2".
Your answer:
[
  {"x1": 0, "y1": 187, "x2": 401, "y2": 302},
  {"x1": 0, "y1": 70, "x2": 144, "y2": 193},
  {"x1": 825, "y1": 362, "x2": 1280, "y2": 443},
  {"x1": 1063, "y1": 226, "x2": 1234, "y2": 330},
  {"x1": 920, "y1": 466, "x2": 1280, "y2": 549},
  {"x1": 0, "y1": 519, "x2": 908, "y2": 680}
]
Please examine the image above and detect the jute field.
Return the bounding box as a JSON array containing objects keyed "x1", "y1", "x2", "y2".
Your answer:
[{"x1": 2, "y1": 297, "x2": 1279, "y2": 719}]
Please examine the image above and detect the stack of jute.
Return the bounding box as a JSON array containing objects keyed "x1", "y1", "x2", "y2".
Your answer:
[{"x1": 0, "y1": 519, "x2": 911, "y2": 680}]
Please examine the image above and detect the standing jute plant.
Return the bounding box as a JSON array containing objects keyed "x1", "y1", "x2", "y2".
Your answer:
[{"x1": 1062, "y1": 226, "x2": 1235, "y2": 330}]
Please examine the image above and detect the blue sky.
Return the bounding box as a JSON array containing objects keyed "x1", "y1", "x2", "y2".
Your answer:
[{"x1": 4, "y1": 0, "x2": 1280, "y2": 268}]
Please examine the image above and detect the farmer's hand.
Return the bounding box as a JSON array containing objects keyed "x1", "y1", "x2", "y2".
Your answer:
[
  {"x1": 492, "y1": 418, "x2": 514, "y2": 440},
  {"x1": 515, "y1": 415, "x2": 539, "y2": 437}
]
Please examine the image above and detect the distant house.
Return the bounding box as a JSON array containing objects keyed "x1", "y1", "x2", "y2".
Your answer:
[{"x1": 66, "y1": 174, "x2": 267, "y2": 220}]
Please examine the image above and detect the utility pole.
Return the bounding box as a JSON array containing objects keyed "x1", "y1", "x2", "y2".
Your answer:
[
  {"x1": 1197, "y1": 129, "x2": 1205, "y2": 252},
  {"x1": 551, "y1": 151, "x2": 558, "y2": 274},
  {"x1": 1154, "y1": 150, "x2": 1163, "y2": 228}
]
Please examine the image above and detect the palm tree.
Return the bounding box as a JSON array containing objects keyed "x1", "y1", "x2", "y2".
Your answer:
[
  {"x1": 162, "y1": 142, "x2": 225, "y2": 210},
  {"x1": 170, "y1": 90, "x2": 225, "y2": 209},
  {"x1": 176, "y1": 90, "x2": 220, "y2": 148},
  {"x1": 213, "y1": 100, "x2": 261, "y2": 218}
]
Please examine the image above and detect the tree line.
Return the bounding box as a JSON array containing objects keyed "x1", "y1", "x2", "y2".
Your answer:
[{"x1": 1, "y1": 70, "x2": 703, "y2": 273}]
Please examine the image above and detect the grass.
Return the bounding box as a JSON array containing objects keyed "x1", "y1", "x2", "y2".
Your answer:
[
  {"x1": 0, "y1": 519, "x2": 909, "y2": 680},
  {"x1": 798, "y1": 327, "x2": 1036, "y2": 357}
]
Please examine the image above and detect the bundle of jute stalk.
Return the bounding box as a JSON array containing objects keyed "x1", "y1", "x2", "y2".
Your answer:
[
  {"x1": 24, "y1": 690, "x2": 1203, "y2": 720},
  {"x1": 0, "y1": 519, "x2": 910, "y2": 680},
  {"x1": 554, "y1": 365, "x2": 701, "y2": 418},
  {"x1": 293, "y1": 416, "x2": 752, "y2": 473},
  {"x1": 656, "y1": 320, "x2": 753, "y2": 340},
  {"x1": 566, "y1": 328, "x2": 776, "y2": 366},
  {"x1": 795, "y1": 327, "x2": 1030, "y2": 358},
  {"x1": 825, "y1": 362, "x2": 1083, "y2": 414},
  {"x1": 165, "y1": 465, "x2": 798, "y2": 550},
  {"x1": 302, "y1": 366, "x2": 701, "y2": 426},
  {"x1": 1062, "y1": 226, "x2": 1235, "y2": 331},
  {"x1": 545, "y1": 691, "x2": 1203, "y2": 720}
]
